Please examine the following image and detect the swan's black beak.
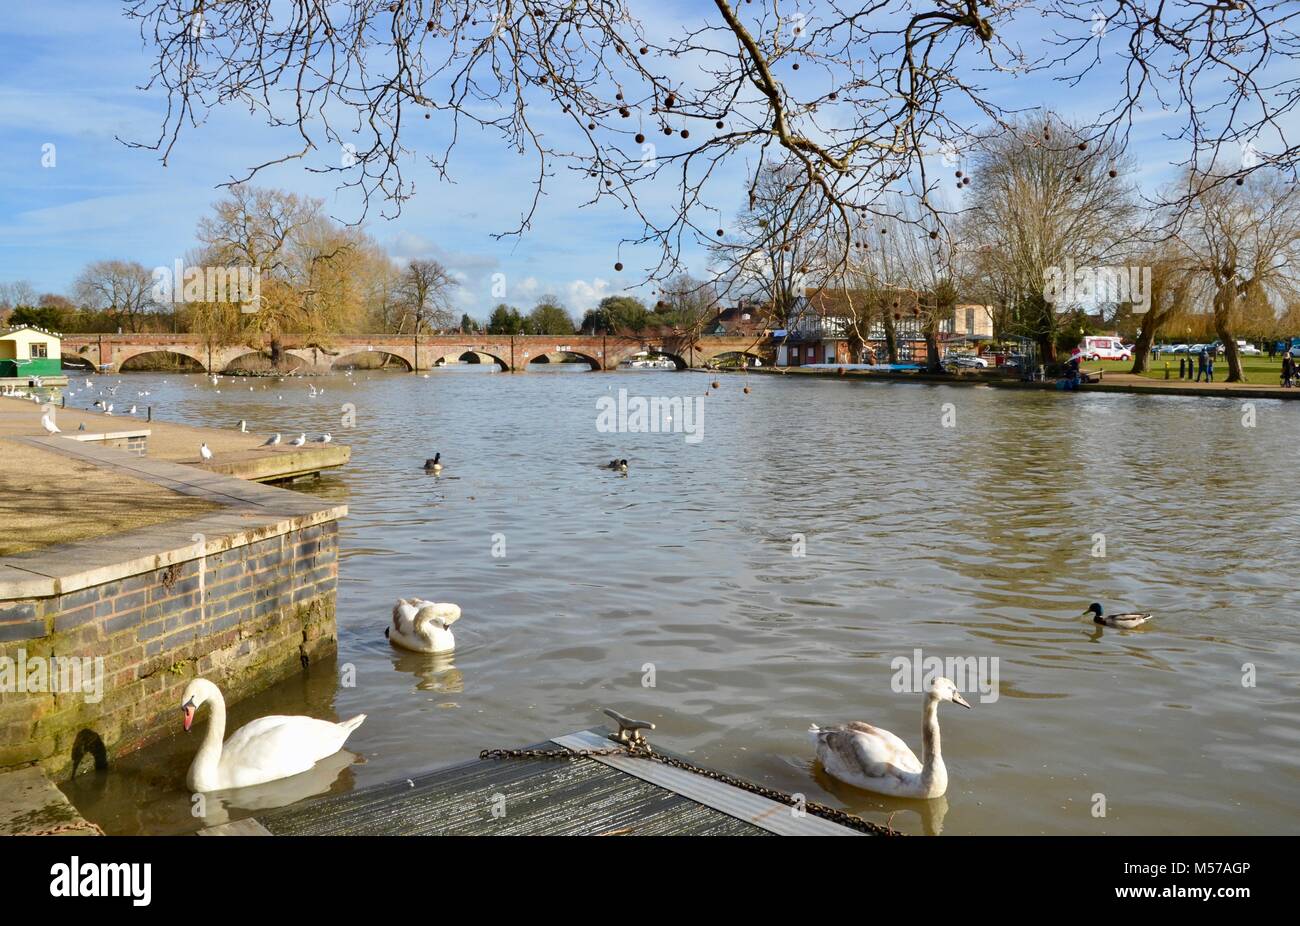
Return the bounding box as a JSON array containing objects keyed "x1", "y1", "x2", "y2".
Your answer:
[{"x1": 953, "y1": 693, "x2": 972, "y2": 709}]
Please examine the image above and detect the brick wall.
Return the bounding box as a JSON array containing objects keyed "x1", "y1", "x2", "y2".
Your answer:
[{"x1": 0, "y1": 521, "x2": 338, "y2": 775}]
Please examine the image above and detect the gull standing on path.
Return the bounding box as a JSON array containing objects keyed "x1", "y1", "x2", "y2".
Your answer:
[
  {"x1": 200, "y1": 443, "x2": 213, "y2": 461},
  {"x1": 41, "y1": 412, "x2": 60, "y2": 434},
  {"x1": 262, "y1": 433, "x2": 281, "y2": 447},
  {"x1": 289, "y1": 433, "x2": 306, "y2": 446}
]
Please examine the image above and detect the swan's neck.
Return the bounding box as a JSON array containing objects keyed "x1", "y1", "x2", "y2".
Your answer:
[
  {"x1": 921, "y1": 695, "x2": 946, "y2": 782},
  {"x1": 192, "y1": 690, "x2": 227, "y2": 786}
]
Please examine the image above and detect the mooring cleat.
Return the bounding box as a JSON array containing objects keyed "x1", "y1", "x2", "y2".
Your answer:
[{"x1": 603, "y1": 708, "x2": 655, "y2": 750}]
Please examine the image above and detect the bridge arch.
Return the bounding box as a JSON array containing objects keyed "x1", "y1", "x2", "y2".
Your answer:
[
  {"x1": 703, "y1": 350, "x2": 765, "y2": 369},
  {"x1": 221, "y1": 351, "x2": 307, "y2": 374},
  {"x1": 434, "y1": 350, "x2": 509, "y2": 371},
  {"x1": 118, "y1": 349, "x2": 207, "y2": 373},
  {"x1": 331, "y1": 349, "x2": 413, "y2": 372},
  {"x1": 60, "y1": 354, "x2": 96, "y2": 372},
  {"x1": 525, "y1": 350, "x2": 601, "y2": 371},
  {"x1": 615, "y1": 348, "x2": 688, "y2": 370}
]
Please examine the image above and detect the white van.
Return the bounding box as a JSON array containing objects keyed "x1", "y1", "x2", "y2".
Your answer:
[{"x1": 1081, "y1": 336, "x2": 1132, "y2": 361}]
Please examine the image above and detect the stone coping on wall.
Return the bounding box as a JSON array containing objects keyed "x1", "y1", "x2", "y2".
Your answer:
[
  {"x1": 61, "y1": 428, "x2": 151, "y2": 442},
  {"x1": 0, "y1": 435, "x2": 347, "y2": 602}
]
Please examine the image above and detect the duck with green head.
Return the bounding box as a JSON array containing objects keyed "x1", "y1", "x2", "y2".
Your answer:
[{"x1": 1083, "y1": 602, "x2": 1153, "y2": 629}]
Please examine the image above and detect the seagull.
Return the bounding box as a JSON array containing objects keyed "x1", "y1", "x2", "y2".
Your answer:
[
  {"x1": 77, "y1": 423, "x2": 85, "y2": 431},
  {"x1": 289, "y1": 433, "x2": 306, "y2": 447},
  {"x1": 128, "y1": 405, "x2": 137, "y2": 415},
  {"x1": 312, "y1": 433, "x2": 332, "y2": 443},
  {"x1": 41, "y1": 412, "x2": 60, "y2": 434},
  {"x1": 238, "y1": 420, "x2": 247, "y2": 432},
  {"x1": 199, "y1": 443, "x2": 213, "y2": 461},
  {"x1": 262, "y1": 433, "x2": 281, "y2": 447},
  {"x1": 103, "y1": 404, "x2": 113, "y2": 415}
]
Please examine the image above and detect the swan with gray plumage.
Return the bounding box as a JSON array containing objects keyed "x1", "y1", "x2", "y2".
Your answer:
[{"x1": 810, "y1": 676, "x2": 970, "y2": 799}]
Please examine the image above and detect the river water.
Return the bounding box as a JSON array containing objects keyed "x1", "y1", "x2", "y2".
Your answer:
[{"x1": 62, "y1": 367, "x2": 1300, "y2": 835}]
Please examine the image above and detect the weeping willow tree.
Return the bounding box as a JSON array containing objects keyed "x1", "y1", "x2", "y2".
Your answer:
[{"x1": 195, "y1": 185, "x2": 382, "y2": 363}]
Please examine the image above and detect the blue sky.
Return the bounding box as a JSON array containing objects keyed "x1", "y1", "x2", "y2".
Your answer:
[{"x1": 0, "y1": 2, "x2": 1282, "y2": 320}]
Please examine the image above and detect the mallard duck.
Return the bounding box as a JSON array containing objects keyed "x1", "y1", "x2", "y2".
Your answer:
[
  {"x1": 424, "y1": 452, "x2": 442, "y2": 474},
  {"x1": 1083, "y1": 602, "x2": 1153, "y2": 628},
  {"x1": 387, "y1": 598, "x2": 461, "y2": 653},
  {"x1": 810, "y1": 677, "x2": 971, "y2": 799}
]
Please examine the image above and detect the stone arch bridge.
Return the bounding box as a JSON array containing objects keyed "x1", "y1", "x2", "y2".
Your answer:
[{"x1": 60, "y1": 333, "x2": 770, "y2": 374}]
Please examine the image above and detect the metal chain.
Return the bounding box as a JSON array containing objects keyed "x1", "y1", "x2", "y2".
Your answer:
[{"x1": 479, "y1": 744, "x2": 897, "y2": 836}]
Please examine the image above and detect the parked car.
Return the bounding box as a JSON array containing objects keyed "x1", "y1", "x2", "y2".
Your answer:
[
  {"x1": 1238, "y1": 342, "x2": 1262, "y2": 356},
  {"x1": 943, "y1": 354, "x2": 989, "y2": 369},
  {"x1": 1080, "y1": 336, "x2": 1132, "y2": 361},
  {"x1": 1168, "y1": 343, "x2": 1190, "y2": 353}
]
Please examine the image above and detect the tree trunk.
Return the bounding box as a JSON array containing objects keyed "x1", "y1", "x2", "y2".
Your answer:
[
  {"x1": 1216, "y1": 322, "x2": 1244, "y2": 382},
  {"x1": 923, "y1": 321, "x2": 942, "y2": 373},
  {"x1": 270, "y1": 335, "x2": 283, "y2": 368},
  {"x1": 883, "y1": 312, "x2": 899, "y2": 364},
  {"x1": 1129, "y1": 315, "x2": 1158, "y2": 374},
  {"x1": 1214, "y1": 282, "x2": 1246, "y2": 382}
]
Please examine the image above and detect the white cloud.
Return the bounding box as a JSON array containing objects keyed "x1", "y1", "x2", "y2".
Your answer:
[{"x1": 565, "y1": 278, "x2": 612, "y2": 313}]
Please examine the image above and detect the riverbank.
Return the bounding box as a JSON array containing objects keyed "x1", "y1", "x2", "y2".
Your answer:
[
  {"x1": 0, "y1": 399, "x2": 350, "y2": 835},
  {"x1": 733, "y1": 364, "x2": 1300, "y2": 399},
  {"x1": 0, "y1": 396, "x2": 350, "y2": 482}
]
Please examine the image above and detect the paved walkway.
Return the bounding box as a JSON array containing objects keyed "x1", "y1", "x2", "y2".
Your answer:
[
  {"x1": 0, "y1": 439, "x2": 217, "y2": 556},
  {"x1": 0, "y1": 396, "x2": 349, "y2": 480},
  {"x1": 0, "y1": 766, "x2": 101, "y2": 836}
]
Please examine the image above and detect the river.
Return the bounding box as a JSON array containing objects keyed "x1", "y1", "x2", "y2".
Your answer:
[{"x1": 61, "y1": 367, "x2": 1300, "y2": 835}]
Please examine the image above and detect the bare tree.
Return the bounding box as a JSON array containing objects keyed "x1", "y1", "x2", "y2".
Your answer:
[
  {"x1": 963, "y1": 116, "x2": 1136, "y2": 362},
  {"x1": 74, "y1": 261, "x2": 157, "y2": 333},
  {"x1": 1172, "y1": 171, "x2": 1300, "y2": 381},
  {"x1": 398, "y1": 259, "x2": 457, "y2": 334},
  {"x1": 124, "y1": 2, "x2": 1300, "y2": 287},
  {"x1": 1127, "y1": 249, "x2": 1194, "y2": 375},
  {"x1": 0, "y1": 280, "x2": 38, "y2": 310}
]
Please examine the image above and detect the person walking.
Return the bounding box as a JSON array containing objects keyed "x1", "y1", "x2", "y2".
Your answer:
[
  {"x1": 1196, "y1": 347, "x2": 1208, "y2": 382},
  {"x1": 1268, "y1": 340, "x2": 1277, "y2": 361},
  {"x1": 1206, "y1": 348, "x2": 1215, "y2": 382},
  {"x1": 1283, "y1": 351, "x2": 1296, "y2": 388}
]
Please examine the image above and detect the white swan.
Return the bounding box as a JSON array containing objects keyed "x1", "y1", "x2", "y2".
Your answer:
[
  {"x1": 181, "y1": 678, "x2": 366, "y2": 792},
  {"x1": 810, "y1": 677, "x2": 970, "y2": 799},
  {"x1": 387, "y1": 598, "x2": 461, "y2": 654}
]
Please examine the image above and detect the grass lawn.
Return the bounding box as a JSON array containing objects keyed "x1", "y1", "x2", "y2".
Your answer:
[{"x1": 1091, "y1": 355, "x2": 1287, "y2": 383}]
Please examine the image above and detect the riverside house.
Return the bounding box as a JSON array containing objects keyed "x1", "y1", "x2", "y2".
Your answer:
[
  {"x1": 0, "y1": 325, "x2": 62, "y2": 380},
  {"x1": 775, "y1": 291, "x2": 994, "y2": 366}
]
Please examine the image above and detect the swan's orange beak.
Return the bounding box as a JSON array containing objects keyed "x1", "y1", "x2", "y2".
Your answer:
[{"x1": 182, "y1": 698, "x2": 195, "y2": 732}]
